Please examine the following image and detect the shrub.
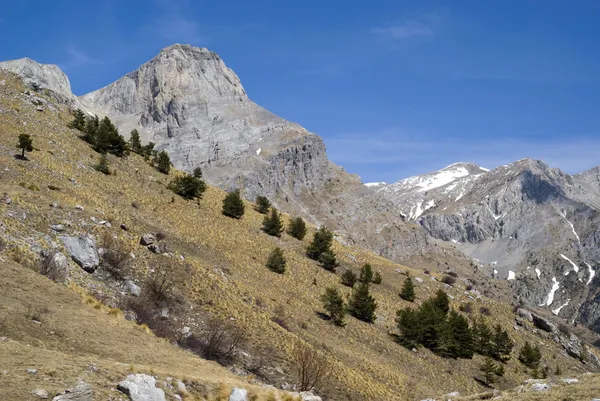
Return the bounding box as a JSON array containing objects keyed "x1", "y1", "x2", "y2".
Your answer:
[
  {"x1": 143, "y1": 262, "x2": 183, "y2": 305},
  {"x1": 94, "y1": 154, "x2": 110, "y2": 175},
  {"x1": 100, "y1": 233, "x2": 132, "y2": 280},
  {"x1": 93, "y1": 116, "x2": 128, "y2": 157},
  {"x1": 262, "y1": 208, "x2": 284, "y2": 237},
  {"x1": 359, "y1": 263, "x2": 373, "y2": 283},
  {"x1": 69, "y1": 109, "x2": 86, "y2": 131},
  {"x1": 193, "y1": 167, "x2": 203, "y2": 179},
  {"x1": 266, "y1": 247, "x2": 286, "y2": 274},
  {"x1": 292, "y1": 341, "x2": 330, "y2": 392},
  {"x1": 518, "y1": 341, "x2": 542, "y2": 369},
  {"x1": 372, "y1": 271, "x2": 382, "y2": 284},
  {"x1": 17, "y1": 133, "x2": 33, "y2": 159},
  {"x1": 38, "y1": 251, "x2": 66, "y2": 282},
  {"x1": 47, "y1": 185, "x2": 61, "y2": 191},
  {"x1": 480, "y1": 358, "x2": 498, "y2": 386},
  {"x1": 287, "y1": 216, "x2": 307, "y2": 240},
  {"x1": 442, "y1": 275, "x2": 456, "y2": 286},
  {"x1": 222, "y1": 190, "x2": 245, "y2": 219},
  {"x1": 168, "y1": 174, "x2": 206, "y2": 200},
  {"x1": 319, "y1": 250, "x2": 338, "y2": 272},
  {"x1": 182, "y1": 318, "x2": 246, "y2": 366},
  {"x1": 340, "y1": 269, "x2": 357, "y2": 287},
  {"x1": 255, "y1": 195, "x2": 271, "y2": 214},
  {"x1": 459, "y1": 302, "x2": 473, "y2": 313},
  {"x1": 129, "y1": 129, "x2": 142, "y2": 153},
  {"x1": 321, "y1": 287, "x2": 346, "y2": 326},
  {"x1": 154, "y1": 150, "x2": 171, "y2": 174},
  {"x1": 480, "y1": 306, "x2": 492, "y2": 316}
]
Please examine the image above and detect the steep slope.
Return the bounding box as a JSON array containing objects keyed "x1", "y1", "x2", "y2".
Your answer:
[
  {"x1": 1, "y1": 70, "x2": 597, "y2": 400},
  {"x1": 378, "y1": 159, "x2": 600, "y2": 333}
]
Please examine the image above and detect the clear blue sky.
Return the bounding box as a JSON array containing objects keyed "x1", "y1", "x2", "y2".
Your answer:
[{"x1": 2, "y1": 1, "x2": 600, "y2": 183}]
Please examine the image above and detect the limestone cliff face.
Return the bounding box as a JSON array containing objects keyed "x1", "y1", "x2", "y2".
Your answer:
[{"x1": 0, "y1": 58, "x2": 78, "y2": 106}]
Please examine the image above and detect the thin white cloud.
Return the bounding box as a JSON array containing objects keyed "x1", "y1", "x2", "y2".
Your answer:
[
  {"x1": 325, "y1": 127, "x2": 600, "y2": 183},
  {"x1": 371, "y1": 21, "x2": 434, "y2": 40},
  {"x1": 150, "y1": 0, "x2": 206, "y2": 45}
]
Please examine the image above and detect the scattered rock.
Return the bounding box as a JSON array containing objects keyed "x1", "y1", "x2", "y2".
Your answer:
[
  {"x1": 296, "y1": 392, "x2": 322, "y2": 401},
  {"x1": 26, "y1": 368, "x2": 38, "y2": 374},
  {"x1": 516, "y1": 308, "x2": 533, "y2": 322},
  {"x1": 531, "y1": 313, "x2": 558, "y2": 334},
  {"x1": 414, "y1": 277, "x2": 424, "y2": 283},
  {"x1": 175, "y1": 381, "x2": 186, "y2": 393},
  {"x1": 32, "y1": 389, "x2": 48, "y2": 399},
  {"x1": 530, "y1": 382, "x2": 551, "y2": 392},
  {"x1": 229, "y1": 388, "x2": 247, "y2": 401},
  {"x1": 563, "y1": 378, "x2": 579, "y2": 384},
  {"x1": 117, "y1": 374, "x2": 166, "y2": 401},
  {"x1": 446, "y1": 391, "x2": 460, "y2": 398},
  {"x1": 98, "y1": 220, "x2": 112, "y2": 228},
  {"x1": 52, "y1": 381, "x2": 93, "y2": 401},
  {"x1": 140, "y1": 234, "x2": 156, "y2": 246},
  {"x1": 148, "y1": 243, "x2": 167, "y2": 254},
  {"x1": 50, "y1": 224, "x2": 64, "y2": 232},
  {"x1": 60, "y1": 235, "x2": 99, "y2": 273},
  {"x1": 75, "y1": 205, "x2": 84, "y2": 211},
  {"x1": 125, "y1": 280, "x2": 141, "y2": 297},
  {"x1": 121, "y1": 223, "x2": 129, "y2": 231},
  {"x1": 0, "y1": 337, "x2": 7, "y2": 342}
]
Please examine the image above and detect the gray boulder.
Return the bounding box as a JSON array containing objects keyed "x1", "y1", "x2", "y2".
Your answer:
[
  {"x1": 126, "y1": 280, "x2": 142, "y2": 297},
  {"x1": 118, "y1": 374, "x2": 166, "y2": 401},
  {"x1": 148, "y1": 243, "x2": 167, "y2": 254},
  {"x1": 531, "y1": 313, "x2": 558, "y2": 334},
  {"x1": 52, "y1": 381, "x2": 93, "y2": 401},
  {"x1": 32, "y1": 389, "x2": 48, "y2": 399},
  {"x1": 228, "y1": 388, "x2": 247, "y2": 401},
  {"x1": 140, "y1": 234, "x2": 156, "y2": 246},
  {"x1": 60, "y1": 235, "x2": 99, "y2": 273},
  {"x1": 516, "y1": 308, "x2": 534, "y2": 322}
]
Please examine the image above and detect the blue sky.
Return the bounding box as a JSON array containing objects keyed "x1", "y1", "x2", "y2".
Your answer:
[{"x1": 2, "y1": 1, "x2": 600, "y2": 183}]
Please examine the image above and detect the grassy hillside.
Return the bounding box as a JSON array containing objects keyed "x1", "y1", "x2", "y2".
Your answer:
[{"x1": 0, "y1": 70, "x2": 598, "y2": 400}]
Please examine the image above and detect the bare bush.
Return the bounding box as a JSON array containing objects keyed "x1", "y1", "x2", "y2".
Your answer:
[
  {"x1": 144, "y1": 262, "x2": 183, "y2": 304},
  {"x1": 182, "y1": 318, "x2": 246, "y2": 366},
  {"x1": 442, "y1": 275, "x2": 456, "y2": 286},
  {"x1": 26, "y1": 305, "x2": 50, "y2": 322},
  {"x1": 38, "y1": 251, "x2": 66, "y2": 282},
  {"x1": 100, "y1": 233, "x2": 132, "y2": 280},
  {"x1": 479, "y1": 306, "x2": 492, "y2": 316},
  {"x1": 292, "y1": 340, "x2": 331, "y2": 392}
]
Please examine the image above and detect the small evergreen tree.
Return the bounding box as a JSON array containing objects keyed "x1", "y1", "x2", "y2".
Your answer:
[
  {"x1": 262, "y1": 208, "x2": 284, "y2": 237},
  {"x1": 437, "y1": 309, "x2": 473, "y2": 359},
  {"x1": 518, "y1": 341, "x2": 541, "y2": 369},
  {"x1": 491, "y1": 324, "x2": 514, "y2": 361},
  {"x1": 129, "y1": 129, "x2": 142, "y2": 154},
  {"x1": 432, "y1": 289, "x2": 450, "y2": 314},
  {"x1": 348, "y1": 281, "x2": 377, "y2": 323},
  {"x1": 82, "y1": 115, "x2": 99, "y2": 144},
  {"x1": 168, "y1": 174, "x2": 206, "y2": 200},
  {"x1": 416, "y1": 298, "x2": 448, "y2": 350},
  {"x1": 193, "y1": 167, "x2": 203, "y2": 179},
  {"x1": 255, "y1": 195, "x2": 271, "y2": 214},
  {"x1": 266, "y1": 247, "x2": 286, "y2": 274},
  {"x1": 319, "y1": 250, "x2": 339, "y2": 272},
  {"x1": 372, "y1": 271, "x2": 382, "y2": 284},
  {"x1": 222, "y1": 190, "x2": 245, "y2": 219},
  {"x1": 395, "y1": 307, "x2": 421, "y2": 348},
  {"x1": 359, "y1": 263, "x2": 374, "y2": 283},
  {"x1": 341, "y1": 269, "x2": 357, "y2": 287},
  {"x1": 306, "y1": 226, "x2": 334, "y2": 261},
  {"x1": 472, "y1": 318, "x2": 494, "y2": 356},
  {"x1": 70, "y1": 109, "x2": 86, "y2": 131},
  {"x1": 94, "y1": 153, "x2": 110, "y2": 175},
  {"x1": 94, "y1": 116, "x2": 128, "y2": 157},
  {"x1": 154, "y1": 150, "x2": 171, "y2": 174},
  {"x1": 399, "y1": 274, "x2": 416, "y2": 302},
  {"x1": 140, "y1": 142, "x2": 155, "y2": 160},
  {"x1": 287, "y1": 216, "x2": 307, "y2": 240},
  {"x1": 17, "y1": 133, "x2": 33, "y2": 159},
  {"x1": 480, "y1": 358, "x2": 498, "y2": 386},
  {"x1": 321, "y1": 287, "x2": 346, "y2": 326}
]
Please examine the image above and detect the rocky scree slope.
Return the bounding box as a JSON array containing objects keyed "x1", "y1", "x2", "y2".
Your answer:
[
  {"x1": 374, "y1": 159, "x2": 600, "y2": 334},
  {"x1": 1, "y1": 70, "x2": 598, "y2": 400}
]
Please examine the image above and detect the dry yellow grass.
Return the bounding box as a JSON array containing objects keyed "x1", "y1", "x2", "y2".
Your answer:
[{"x1": 0, "y1": 70, "x2": 597, "y2": 400}]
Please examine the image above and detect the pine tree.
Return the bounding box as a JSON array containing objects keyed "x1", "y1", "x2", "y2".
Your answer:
[
  {"x1": 359, "y1": 263, "x2": 374, "y2": 283},
  {"x1": 266, "y1": 247, "x2": 286, "y2": 274},
  {"x1": 154, "y1": 150, "x2": 171, "y2": 174},
  {"x1": 94, "y1": 116, "x2": 128, "y2": 157},
  {"x1": 321, "y1": 287, "x2": 346, "y2": 326},
  {"x1": 168, "y1": 174, "x2": 206, "y2": 200},
  {"x1": 140, "y1": 142, "x2": 155, "y2": 160},
  {"x1": 518, "y1": 341, "x2": 541, "y2": 369},
  {"x1": 395, "y1": 307, "x2": 420, "y2": 348},
  {"x1": 372, "y1": 271, "x2": 382, "y2": 284},
  {"x1": 262, "y1": 208, "x2": 284, "y2": 237},
  {"x1": 287, "y1": 216, "x2": 307, "y2": 240},
  {"x1": 70, "y1": 109, "x2": 86, "y2": 131},
  {"x1": 417, "y1": 299, "x2": 447, "y2": 350},
  {"x1": 94, "y1": 153, "x2": 110, "y2": 175},
  {"x1": 222, "y1": 190, "x2": 245, "y2": 219},
  {"x1": 480, "y1": 358, "x2": 498, "y2": 386},
  {"x1": 129, "y1": 129, "x2": 142, "y2": 153},
  {"x1": 306, "y1": 226, "x2": 334, "y2": 261},
  {"x1": 255, "y1": 195, "x2": 271, "y2": 214},
  {"x1": 491, "y1": 324, "x2": 514, "y2": 361},
  {"x1": 348, "y1": 281, "x2": 377, "y2": 323},
  {"x1": 472, "y1": 318, "x2": 494, "y2": 356},
  {"x1": 82, "y1": 115, "x2": 99, "y2": 144},
  {"x1": 17, "y1": 133, "x2": 33, "y2": 159},
  {"x1": 319, "y1": 250, "x2": 339, "y2": 272},
  {"x1": 340, "y1": 269, "x2": 357, "y2": 287},
  {"x1": 432, "y1": 289, "x2": 450, "y2": 314},
  {"x1": 193, "y1": 167, "x2": 203, "y2": 179},
  {"x1": 399, "y1": 274, "x2": 416, "y2": 302},
  {"x1": 437, "y1": 310, "x2": 473, "y2": 359}
]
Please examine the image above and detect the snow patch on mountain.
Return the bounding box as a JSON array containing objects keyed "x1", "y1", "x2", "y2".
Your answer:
[
  {"x1": 552, "y1": 298, "x2": 570, "y2": 315},
  {"x1": 560, "y1": 254, "x2": 580, "y2": 274},
  {"x1": 364, "y1": 182, "x2": 387, "y2": 188},
  {"x1": 507, "y1": 270, "x2": 516, "y2": 280},
  {"x1": 585, "y1": 262, "x2": 596, "y2": 285},
  {"x1": 540, "y1": 277, "x2": 560, "y2": 307}
]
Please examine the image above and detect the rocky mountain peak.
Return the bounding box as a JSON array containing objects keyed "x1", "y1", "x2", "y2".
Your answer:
[{"x1": 0, "y1": 57, "x2": 76, "y2": 103}]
